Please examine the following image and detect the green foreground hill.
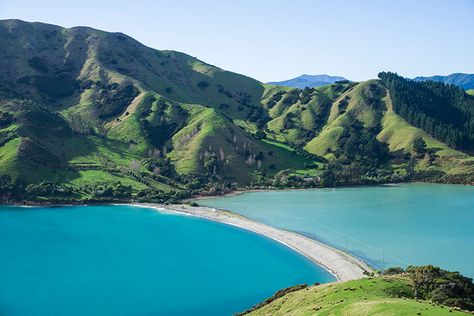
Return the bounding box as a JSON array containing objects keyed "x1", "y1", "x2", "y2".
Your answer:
[
  {"x1": 0, "y1": 19, "x2": 473, "y2": 203},
  {"x1": 242, "y1": 277, "x2": 469, "y2": 316},
  {"x1": 243, "y1": 265, "x2": 474, "y2": 315}
]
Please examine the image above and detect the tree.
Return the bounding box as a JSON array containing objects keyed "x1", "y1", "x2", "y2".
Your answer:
[
  {"x1": 406, "y1": 265, "x2": 474, "y2": 311},
  {"x1": 320, "y1": 169, "x2": 335, "y2": 187},
  {"x1": 412, "y1": 137, "x2": 427, "y2": 157},
  {"x1": 197, "y1": 81, "x2": 209, "y2": 89},
  {"x1": 203, "y1": 155, "x2": 218, "y2": 175},
  {"x1": 129, "y1": 160, "x2": 141, "y2": 172},
  {"x1": 255, "y1": 130, "x2": 267, "y2": 140}
]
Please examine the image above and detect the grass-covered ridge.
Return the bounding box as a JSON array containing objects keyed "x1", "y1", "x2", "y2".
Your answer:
[
  {"x1": 242, "y1": 277, "x2": 470, "y2": 316},
  {"x1": 0, "y1": 19, "x2": 473, "y2": 203},
  {"x1": 243, "y1": 265, "x2": 474, "y2": 315}
]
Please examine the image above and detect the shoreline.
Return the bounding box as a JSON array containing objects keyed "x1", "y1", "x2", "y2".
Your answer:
[
  {"x1": 132, "y1": 203, "x2": 374, "y2": 282},
  {"x1": 185, "y1": 181, "x2": 431, "y2": 202}
]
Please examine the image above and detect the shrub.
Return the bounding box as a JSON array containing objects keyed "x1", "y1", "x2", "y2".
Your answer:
[
  {"x1": 197, "y1": 81, "x2": 209, "y2": 90},
  {"x1": 382, "y1": 267, "x2": 405, "y2": 275}
]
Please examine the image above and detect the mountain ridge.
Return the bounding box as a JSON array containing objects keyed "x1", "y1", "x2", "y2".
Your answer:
[
  {"x1": 413, "y1": 73, "x2": 474, "y2": 90},
  {"x1": 267, "y1": 74, "x2": 348, "y2": 89},
  {"x1": 0, "y1": 19, "x2": 473, "y2": 203}
]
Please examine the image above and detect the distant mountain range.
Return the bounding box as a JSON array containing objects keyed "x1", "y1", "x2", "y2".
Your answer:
[
  {"x1": 267, "y1": 74, "x2": 348, "y2": 89},
  {"x1": 413, "y1": 73, "x2": 474, "y2": 90}
]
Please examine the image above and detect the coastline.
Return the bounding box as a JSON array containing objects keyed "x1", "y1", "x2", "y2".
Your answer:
[
  {"x1": 133, "y1": 203, "x2": 374, "y2": 282},
  {"x1": 184, "y1": 182, "x2": 414, "y2": 202}
]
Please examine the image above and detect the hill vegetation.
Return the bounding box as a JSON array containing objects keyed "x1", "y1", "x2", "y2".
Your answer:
[
  {"x1": 379, "y1": 72, "x2": 474, "y2": 153},
  {"x1": 0, "y1": 19, "x2": 473, "y2": 203}
]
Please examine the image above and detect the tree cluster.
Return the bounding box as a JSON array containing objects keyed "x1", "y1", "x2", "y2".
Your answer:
[{"x1": 383, "y1": 265, "x2": 474, "y2": 312}]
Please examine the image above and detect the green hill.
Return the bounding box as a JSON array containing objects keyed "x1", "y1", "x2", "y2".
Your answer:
[
  {"x1": 241, "y1": 264, "x2": 474, "y2": 316},
  {"x1": 242, "y1": 277, "x2": 469, "y2": 316},
  {"x1": 0, "y1": 19, "x2": 473, "y2": 203}
]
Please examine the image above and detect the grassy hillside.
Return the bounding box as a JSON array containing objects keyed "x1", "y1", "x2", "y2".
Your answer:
[
  {"x1": 0, "y1": 19, "x2": 311, "y2": 202},
  {"x1": 243, "y1": 277, "x2": 469, "y2": 316},
  {"x1": 0, "y1": 19, "x2": 473, "y2": 203}
]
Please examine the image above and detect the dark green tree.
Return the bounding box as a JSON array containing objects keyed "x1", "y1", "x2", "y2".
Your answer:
[
  {"x1": 412, "y1": 137, "x2": 427, "y2": 157},
  {"x1": 320, "y1": 169, "x2": 335, "y2": 187},
  {"x1": 255, "y1": 130, "x2": 266, "y2": 140}
]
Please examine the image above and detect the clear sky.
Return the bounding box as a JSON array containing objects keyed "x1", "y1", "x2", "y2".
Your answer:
[{"x1": 1, "y1": 0, "x2": 473, "y2": 82}]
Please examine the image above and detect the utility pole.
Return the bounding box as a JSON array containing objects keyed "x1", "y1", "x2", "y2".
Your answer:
[{"x1": 381, "y1": 252, "x2": 385, "y2": 274}]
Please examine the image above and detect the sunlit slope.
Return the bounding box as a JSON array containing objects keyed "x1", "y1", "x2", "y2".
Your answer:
[
  {"x1": 0, "y1": 19, "x2": 308, "y2": 189},
  {"x1": 0, "y1": 19, "x2": 473, "y2": 193},
  {"x1": 244, "y1": 277, "x2": 468, "y2": 316}
]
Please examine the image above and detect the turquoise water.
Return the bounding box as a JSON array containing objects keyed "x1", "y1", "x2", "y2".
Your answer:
[
  {"x1": 0, "y1": 205, "x2": 334, "y2": 316},
  {"x1": 199, "y1": 183, "x2": 474, "y2": 278}
]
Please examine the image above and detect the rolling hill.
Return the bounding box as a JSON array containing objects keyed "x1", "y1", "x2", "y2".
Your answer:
[
  {"x1": 241, "y1": 275, "x2": 471, "y2": 316},
  {"x1": 267, "y1": 74, "x2": 348, "y2": 88},
  {"x1": 0, "y1": 19, "x2": 473, "y2": 203},
  {"x1": 414, "y1": 73, "x2": 474, "y2": 90}
]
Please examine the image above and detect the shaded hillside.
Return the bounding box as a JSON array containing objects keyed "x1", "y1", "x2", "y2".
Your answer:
[
  {"x1": 267, "y1": 74, "x2": 348, "y2": 88},
  {"x1": 414, "y1": 73, "x2": 474, "y2": 90}
]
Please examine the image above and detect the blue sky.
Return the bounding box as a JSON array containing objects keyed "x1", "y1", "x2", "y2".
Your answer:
[{"x1": 1, "y1": 0, "x2": 473, "y2": 82}]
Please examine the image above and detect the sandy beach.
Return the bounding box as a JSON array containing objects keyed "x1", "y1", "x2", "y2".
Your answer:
[{"x1": 134, "y1": 203, "x2": 373, "y2": 282}]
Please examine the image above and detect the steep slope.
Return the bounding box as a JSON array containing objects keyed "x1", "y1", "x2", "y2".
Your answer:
[
  {"x1": 304, "y1": 80, "x2": 386, "y2": 157},
  {"x1": 414, "y1": 73, "x2": 474, "y2": 90},
  {"x1": 262, "y1": 82, "x2": 356, "y2": 145},
  {"x1": 263, "y1": 79, "x2": 473, "y2": 184},
  {"x1": 0, "y1": 19, "x2": 266, "y2": 126},
  {"x1": 380, "y1": 72, "x2": 474, "y2": 153},
  {"x1": 267, "y1": 74, "x2": 348, "y2": 88},
  {"x1": 0, "y1": 19, "x2": 308, "y2": 201}
]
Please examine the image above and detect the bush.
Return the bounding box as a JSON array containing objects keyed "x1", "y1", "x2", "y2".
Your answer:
[
  {"x1": 255, "y1": 130, "x2": 266, "y2": 140},
  {"x1": 197, "y1": 81, "x2": 209, "y2": 90},
  {"x1": 17, "y1": 74, "x2": 79, "y2": 99},
  {"x1": 0, "y1": 111, "x2": 14, "y2": 128},
  {"x1": 382, "y1": 267, "x2": 405, "y2": 275},
  {"x1": 97, "y1": 84, "x2": 139, "y2": 119}
]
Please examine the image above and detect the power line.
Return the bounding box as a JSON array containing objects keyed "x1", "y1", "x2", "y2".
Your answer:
[{"x1": 211, "y1": 200, "x2": 408, "y2": 267}]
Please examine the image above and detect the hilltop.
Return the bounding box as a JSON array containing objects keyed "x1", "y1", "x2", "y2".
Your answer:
[{"x1": 0, "y1": 20, "x2": 473, "y2": 203}]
